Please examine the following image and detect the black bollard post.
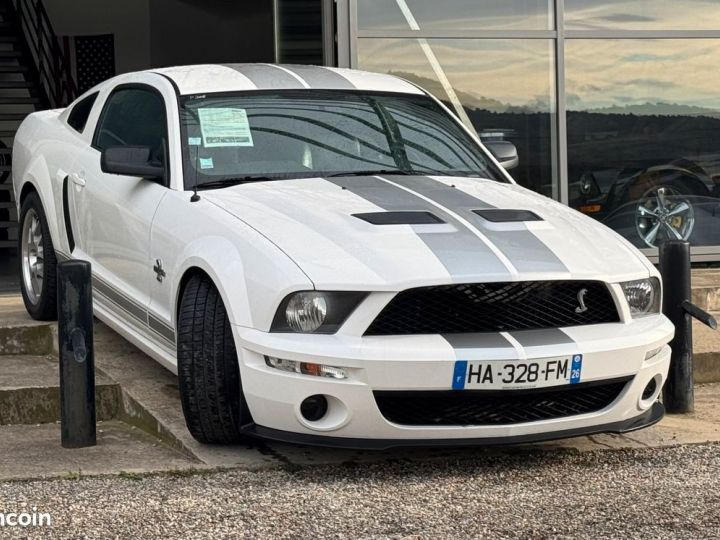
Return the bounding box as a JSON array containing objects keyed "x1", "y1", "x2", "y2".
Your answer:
[
  {"x1": 658, "y1": 240, "x2": 693, "y2": 414},
  {"x1": 57, "y1": 260, "x2": 96, "y2": 448}
]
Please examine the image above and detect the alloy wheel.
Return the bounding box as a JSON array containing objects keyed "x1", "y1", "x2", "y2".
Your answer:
[
  {"x1": 21, "y1": 208, "x2": 44, "y2": 304},
  {"x1": 635, "y1": 185, "x2": 695, "y2": 248}
]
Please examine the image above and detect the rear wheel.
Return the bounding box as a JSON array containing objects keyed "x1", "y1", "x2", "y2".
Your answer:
[
  {"x1": 177, "y1": 274, "x2": 251, "y2": 444},
  {"x1": 18, "y1": 192, "x2": 58, "y2": 320}
]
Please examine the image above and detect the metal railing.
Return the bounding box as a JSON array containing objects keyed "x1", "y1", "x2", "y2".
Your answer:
[{"x1": 9, "y1": 0, "x2": 77, "y2": 108}]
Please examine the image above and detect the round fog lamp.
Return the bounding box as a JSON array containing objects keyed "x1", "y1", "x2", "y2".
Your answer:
[
  {"x1": 300, "y1": 394, "x2": 328, "y2": 422},
  {"x1": 285, "y1": 292, "x2": 327, "y2": 333}
]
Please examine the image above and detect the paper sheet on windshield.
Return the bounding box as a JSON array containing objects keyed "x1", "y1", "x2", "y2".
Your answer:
[{"x1": 198, "y1": 108, "x2": 254, "y2": 147}]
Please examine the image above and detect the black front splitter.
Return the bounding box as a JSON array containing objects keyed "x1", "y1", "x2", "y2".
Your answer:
[{"x1": 241, "y1": 402, "x2": 665, "y2": 450}]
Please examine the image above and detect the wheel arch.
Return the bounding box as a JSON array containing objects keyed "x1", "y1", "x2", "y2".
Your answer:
[{"x1": 16, "y1": 168, "x2": 66, "y2": 255}]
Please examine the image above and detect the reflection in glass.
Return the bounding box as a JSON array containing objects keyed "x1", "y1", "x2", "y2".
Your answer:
[
  {"x1": 566, "y1": 40, "x2": 720, "y2": 248},
  {"x1": 565, "y1": 0, "x2": 720, "y2": 30},
  {"x1": 358, "y1": 0, "x2": 554, "y2": 31},
  {"x1": 357, "y1": 38, "x2": 557, "y2": 197}
]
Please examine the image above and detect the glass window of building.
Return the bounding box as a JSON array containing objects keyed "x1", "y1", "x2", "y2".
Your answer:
[
  {"x1": 357, "y1": 38, "x2": 558, "y2": 198},
  {"x1": 358, "y1": 0, "x2": 554, "y2": 31},
  {"x1": 566, "y1": 39, "x2": 720, "y2": 249},
  {"x1": 565, "y1": 1, "x2": 720, "y2": 31}
]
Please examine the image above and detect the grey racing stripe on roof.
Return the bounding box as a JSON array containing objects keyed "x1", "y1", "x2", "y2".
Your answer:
[
  {"x1": 325, "y1": 176, "x2": 512, "y2": 279},
  {"x1": 224, "y1": 64, "x2": 305, "y2": 89},
  {"x1": 388, "y1": 176, "x2": 568, "y2": 274},
  {"x1": 283, "y1": 65, "x2": 356, "y2": 89}
]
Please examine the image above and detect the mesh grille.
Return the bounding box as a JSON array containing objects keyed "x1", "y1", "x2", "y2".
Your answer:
[
  {"x1": 374, "y1": 378, "x2": 630, "y2": 426},
  {"x1": 365, "y1": 281, "x2": 619, "y2": 335}
]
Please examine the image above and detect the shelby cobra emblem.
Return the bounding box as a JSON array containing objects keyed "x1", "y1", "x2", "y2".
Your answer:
[
  {"x1": 575, "y1": 288, "x2": 589, "y2": 314},
  {"x1": 12, "y1": 64, "x2": 674, "y2": 448}
]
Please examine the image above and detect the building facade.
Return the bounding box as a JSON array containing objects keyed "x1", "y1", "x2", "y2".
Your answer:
[
  {"x1": 336, "y1": 0, "x2": 720, "y2": 261},
  {"x1": 0, "y1": 0, "x2": 718, "y2": 263}
]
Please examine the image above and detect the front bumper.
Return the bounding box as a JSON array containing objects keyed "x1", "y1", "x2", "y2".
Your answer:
[
  {"x1": 233, "y1": 314, "x2": 673, "y2": 446},
  {"x1": 241, "y1": 401, "x2": 665, "y2": 450}
]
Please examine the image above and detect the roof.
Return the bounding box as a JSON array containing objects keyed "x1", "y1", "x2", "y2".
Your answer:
[{"x1": 149, "y1": 64, "x2": 425, "y2": 96}]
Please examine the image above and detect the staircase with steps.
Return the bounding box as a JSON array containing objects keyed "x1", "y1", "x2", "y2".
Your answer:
[
  {"x1": 0, "y1": 0, "x2": 47, "y2": 249},
  {"x1": 0, "y1": 0, "x2": 77, "y2": 253}
]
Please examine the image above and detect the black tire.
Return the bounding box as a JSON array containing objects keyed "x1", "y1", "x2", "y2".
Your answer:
[
  {"x1": 177, "y1": 274, "x2": 250, "y2": 444},
  {"x1": 18, "y1": 191, "x2": 58, "y2": 320}
]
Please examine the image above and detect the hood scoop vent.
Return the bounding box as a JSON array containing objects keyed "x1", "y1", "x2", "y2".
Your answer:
[
  {"x1": 473, "y1": 209, "x2": 543, "y2": 222},
  {"x1": 353, "y1": 211, "x2": 445, "y2": 225}
]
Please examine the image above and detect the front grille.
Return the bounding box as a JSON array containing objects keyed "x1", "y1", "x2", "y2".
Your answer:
[
  {"x1": 374, "y1": 378, "x2": 631, "y2": 426},
  {"x1": 365, "y1": 281, "x2": 619, "y2": 335}
]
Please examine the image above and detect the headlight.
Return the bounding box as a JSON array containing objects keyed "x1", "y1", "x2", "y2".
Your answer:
[
  {"x1": 285, "y1": 292, "x2": 327, "y2": 332},
  {"x1": 271, "y1": 291, "x2": 368, "y2": 334},
  {"x1": 621, "y1": 278, "x2": 661, "y2": 317}
]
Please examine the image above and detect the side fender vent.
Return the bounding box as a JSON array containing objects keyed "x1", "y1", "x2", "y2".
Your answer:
[
  {"x1": 62, "y1": 176, "x2": 75, "y2": 252},
  {"x1": 473, "y1": 209, "x2": 543, "y2": 222},
  {"x1": 353, "y1": 211, "x2": 445, "y2": 225}
]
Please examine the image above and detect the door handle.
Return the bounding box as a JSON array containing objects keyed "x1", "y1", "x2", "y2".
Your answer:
[{"x1": 70, "y1": 172, "x2": 86, "y2": 187}]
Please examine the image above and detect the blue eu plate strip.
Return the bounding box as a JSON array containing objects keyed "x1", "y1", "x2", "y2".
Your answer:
[
  {"x1": 452, "y1": 360, "x2": 468, "y2": 390},
  {"x1": 570, "y1": 354, "x2": 583, "y2": 384}
]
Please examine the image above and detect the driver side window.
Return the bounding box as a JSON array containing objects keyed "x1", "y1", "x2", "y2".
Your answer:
[{"x1": 94, "y1": 87, "x2": 167, "y2": 163}]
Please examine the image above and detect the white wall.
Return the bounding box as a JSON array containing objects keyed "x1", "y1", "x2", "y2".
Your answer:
[{"x1": 44, "y1": 0, "x2": 151, "y2": 74}]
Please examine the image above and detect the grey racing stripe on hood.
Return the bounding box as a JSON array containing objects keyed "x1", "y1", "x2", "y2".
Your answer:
[
  {"x1": 325, "y1": 176, "x2": 512, "y2": 279},
  {"x1": 225, "y1": 64, "x2": 305, "y2": 89},
  {"x1": 387, "y1": 176, "x2": 568, "y2": 274}
]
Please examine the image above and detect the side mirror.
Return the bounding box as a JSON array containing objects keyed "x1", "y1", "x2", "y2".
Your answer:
[
  {"x1": 101, "y1": 146, "x2": 165, "y2": 180},
  {"x1": 484, "y1": 141, "x2": 519, "y2": 171}
]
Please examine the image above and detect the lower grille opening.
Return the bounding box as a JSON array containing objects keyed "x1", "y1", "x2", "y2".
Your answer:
[{"x1": 374, "y1": 378, "x2": 631, "y2": 426}]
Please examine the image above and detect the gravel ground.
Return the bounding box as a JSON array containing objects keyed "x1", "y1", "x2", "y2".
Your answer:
[{"x1": 1, "y1": 443, "x2": 719, "y2": 539}]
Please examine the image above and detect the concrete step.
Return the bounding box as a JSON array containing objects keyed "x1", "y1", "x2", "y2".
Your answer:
[
  {"x1": 0, "y1": 296, "x2": 55, "y2": 355},
  {"x1": 0, "y1": 421, "x2": 198, "y2": 481},
  {"x1": 0, "y1": 354, "x2": 120, "y2": 425},
  {"x1": 692, "y1": 269, "x2": 720, "y2": 313},
  {"x1": 694, "y1": 314, "x2": 720, "y2": 384}
]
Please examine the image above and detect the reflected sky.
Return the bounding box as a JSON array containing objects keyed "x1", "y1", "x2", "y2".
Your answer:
[
  {"x1": 358, "y1": 0, "x2": 553, "y2": 31},
  {"x1": 566, "y1": 40, "x2": 720, "y2": 113},
  {"x1": 358, "y1": 39, "x2": 555, "y2": 112},
  {"x1": 359, "y1": 38, "x2": 720, "y2": 116},
  {"x1": 565, "y1": 0, "x2": 720, "y2": 30}
]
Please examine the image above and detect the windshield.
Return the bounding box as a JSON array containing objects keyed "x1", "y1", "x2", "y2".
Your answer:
[{"x1": 179, "y1": 90, "x2": 506, "y2": 189}]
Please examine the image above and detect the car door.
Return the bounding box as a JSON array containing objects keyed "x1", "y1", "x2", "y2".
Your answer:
[{"x1": 69, "y1": 84, "x2": 170, "y2": 323}]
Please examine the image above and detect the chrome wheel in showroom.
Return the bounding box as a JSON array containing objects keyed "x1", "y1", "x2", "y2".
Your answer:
[
  {"x1": 635, "y1": 185, "x2": 695, "y2": 248},
  {"x1": 21, "y1": 207, "x2": 44, "y2": 304}
]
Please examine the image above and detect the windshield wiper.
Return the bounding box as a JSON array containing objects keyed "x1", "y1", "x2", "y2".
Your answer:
[
  {"x1": 326, "y1": 169, "x2": 415, "y2": 177},
  {"x1": 196, "y1": 176, "x2": 280, "y2": 190}
]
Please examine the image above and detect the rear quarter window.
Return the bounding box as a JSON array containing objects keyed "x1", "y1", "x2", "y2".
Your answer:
[{"x1": 67, "y1": 93, "x2": 99, "y2": 133}]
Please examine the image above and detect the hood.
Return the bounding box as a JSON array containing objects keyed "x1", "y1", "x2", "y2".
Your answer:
[{"x1": 204, "y1": 176, "x2": 653, "y2": 290}]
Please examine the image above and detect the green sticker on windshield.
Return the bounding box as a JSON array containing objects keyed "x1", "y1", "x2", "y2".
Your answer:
[{"x1": 198, "y1": 108, "x2": 254, "y2": 148}]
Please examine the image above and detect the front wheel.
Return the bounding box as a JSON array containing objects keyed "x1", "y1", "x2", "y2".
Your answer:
[
  {"x1": 18, "y1": 192, "x2": 58, "y2": 320},
  {"x1": 177, "y1": 274, "x2": 251, "y2": 444}
]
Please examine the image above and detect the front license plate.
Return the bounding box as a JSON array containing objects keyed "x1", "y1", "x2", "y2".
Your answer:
[{"x1": 452, "y1": 355, "x2": 583, "y2": 390}]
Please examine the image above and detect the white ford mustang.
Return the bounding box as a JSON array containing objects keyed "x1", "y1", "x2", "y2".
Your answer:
[{"x1": 13, "y1": 64, "x2": 674, "y2": 448}]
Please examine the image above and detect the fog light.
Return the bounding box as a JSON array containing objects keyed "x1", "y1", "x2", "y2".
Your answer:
[
  {"x1": 265, "y1": 356, "x2": 347, "y2": 379},
  {"x1": 300, "y1": 394, "x2": 328, "y2": 421},
  {"x1": 642, "y1": 378, "x2": 658, "y2": 401},
  {"x1": 645, "y1": 347, "x2": 662, "y2": 360}
]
